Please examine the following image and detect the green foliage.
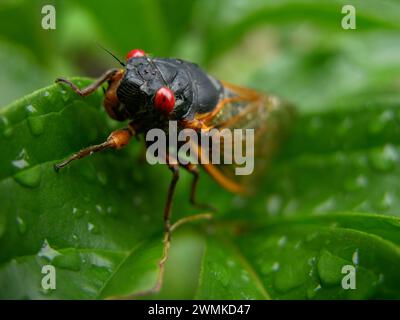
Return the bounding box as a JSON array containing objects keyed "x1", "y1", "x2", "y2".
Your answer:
[{"x1": 1, "y1": 0, "x2": 400, "y2": 299}]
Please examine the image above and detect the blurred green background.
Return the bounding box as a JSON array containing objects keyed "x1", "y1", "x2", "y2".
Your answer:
[
  {"x1": 1, "y1": 0, "x2": 400, "y2": 299},
  {"x1": 1, "y1": 0, "x2": 400, "y2": 111}
]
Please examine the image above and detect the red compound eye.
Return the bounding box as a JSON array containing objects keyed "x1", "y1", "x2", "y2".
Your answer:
[
  {"x1": 154, "y1": 87, "x2": 175, "y2": 114},
  {"x1": 126, "y1": 48, "x2": 146, "y2": 60}
]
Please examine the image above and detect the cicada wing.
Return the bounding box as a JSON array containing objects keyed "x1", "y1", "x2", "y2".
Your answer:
[{"x1": 195, "y1": 81, "x2": 294, "y2": 194}]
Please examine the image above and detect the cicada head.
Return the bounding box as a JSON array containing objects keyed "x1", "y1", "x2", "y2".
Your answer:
[{"x1": 117, "y1": 49, "x2": 176, "y2": 117}]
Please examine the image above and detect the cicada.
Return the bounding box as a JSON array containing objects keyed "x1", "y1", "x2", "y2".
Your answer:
[{"x1": 55, "y1": 48, "x2": 293, "y2": 296}]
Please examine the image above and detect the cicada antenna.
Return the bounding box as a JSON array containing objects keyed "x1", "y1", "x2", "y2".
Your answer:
[{"x1": 96, "y1": 43, "x2": 126, "y2": 67}]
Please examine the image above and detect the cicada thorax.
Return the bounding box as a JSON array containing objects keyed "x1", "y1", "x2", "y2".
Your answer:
[{"x1": 191, "y1": 81, "x2": 294, "y2": 194}]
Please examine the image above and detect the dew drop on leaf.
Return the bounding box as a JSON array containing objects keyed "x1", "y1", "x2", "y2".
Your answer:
[
  {"x1": 52, "y1": 249, "x2": 82, "y2": 271},
  {"x1": 16, "y1": 216, "x2": 27, "y2": 235},
  {"x1": 60, "y1": 89, "x2": 69, "y2": 102},
  {"x1": 218, "y1": 268, "x2": 230, "y2": 287},
  {"x1": 317, "y1": 250, "x2": 347, "y2": 286},
  {"x1": 306, "y1": 283, "x2": 322, "y2": 299},
  {"x1": 376, "y1": 192, "x2": 393, "y2": 211},
  {"x1": 368, "y1": 144, "x2": 398, "y2": 172},
  {"x1": 2, "y1": 127, "x2": 13, "y2": 138},
  {"x1": 38, "y1": 239, "x2": 61, "y2": 261},
  {"x1": 344, "y1": 174, "x2": 368, "y2": 192},
  {"x1": 25, "y1": 104, "x2": 37, "y2": 115},
  {"x1": 95, "y1": 204, "x2": 105, "y2": 215},
  {"x1": 0, "y1": 115, "x2": 13, "y2": 138},
  {"x1": 88, "y1": 222, "x2": 100, "y2": 234},
  {"x1": 272, "y1": 262, "x2": 280, "y2": 272},
  {"x1": 278, "y1": 235, "x2": 287, "y2": 247},
  {"x1": 13, "y1": 165, "x2": 42, "y2": 188},
  {"x1": 27, "y1": 116, "x2": 44, "y2": 136},
  {"x1": 313, "y1": 197, "x2": 336, "y2": 214},
  {"x1": 72, "y1": 207, "x2": 84, "y2": 218},
  {"x1": 368, "y1": 110, "x2": 395, "y2": 135},
  {"x1": 97, "y1": 172, "x2": 108, "y2": 186},
  {"x1": 227, "y1": 259, "x2": 235, "y2": 268},
  {"x1": 12, "y1": 149, "x2": 30, "y2": 169},
  {"x1": 266, "y1": 194, "x2": 282, "y2": 216},
  {"x1": 106, "y1": 206, "x2": 115, "y2": 216},
  {"x1": 352, "y1": 249, "x2": 359, "y2": 266},
  {"x1": 241, "y1": 270, "x2": 250, "y2": 283}
]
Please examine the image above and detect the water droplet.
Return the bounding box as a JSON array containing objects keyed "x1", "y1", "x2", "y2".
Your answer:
[
  {"x1": 241, "y1": 270, "x2": 250, "y2": 282},
  {"x1": 313, "y1": 197, "x2": 336, "y2": 214},
  {"x1": 25, "y1": 104, "x2": 37, "y2": 114},
  {"x1": 306, "y1": 284, "x2": 321, "y2": 299},
  {"x1": 369, "y1": 144, "x2": 398, "y2": 172},
  {"x1": 38, "y1": 239, "x2": 61, "y2": 261},
  {"x1": 72, "y1": 234, "x2": 79, "y2": 244},
  {"x1": 95, "y1": 205, "x2": 105, "y2": 215},
  {"x1": 368, "y1": 110, "x2": 395, "y2": 135},
  {"x1": 12, "y1": 159, "x2": 29, "y2": 169},
  {"x1": 272, "y1": 262, "x2": 280, "y2": 272},
  {"x1": 308, "y1": 256, "x2": 317, "y2": 266},
  {"x1": 88, "y1": 222, "x2": 100, "y2": 234},
  {"x1": 376, "y1": 192, "x2": 393, "y2": 211},
  {"x1": 219, "y1": 269, "x2": 229, "y2": 287},
  {"x1": 352, "y1": 249, "x2": 359, "y2": 265},
  {"x1": 317, "y1": 250, "x2": 347, "y2": 286},
  {"x1": 12, "y1": 149, "x2": 30, "y2": 169},
  {"x1": 60, "y1": 89, "x2": 69, "y2": 102},
  {"x1": 13, "y1": 165, "x2": 42, "y2": 188},
  {"x1": 266, "y1": 194, "x2": 282, "y2": 216},
  {"x1": 72, "y1": 207, "x2": 84, "y2": 218},
  {"x1": 97, "y1": 172, "x2": 108, "y2": 186},
  {"x1": 87, "y1": 253, "x2": 114, "y2": 271},
  {"x1": 0, "y1": 115, "x2": 13, "y2": 138},
  {"x1": 294, "y1": 241, "x2": 302, "y2": 250},
  {"x1": 282, "y1": 199, "x2": 298, "y2": 215},
  {"x1": 43, "y1": 91, "x2": 50, "y2": 97},
  {"x1": 227, "y1": 260, "x2": 235, "y2": 267},
  {"x1": 27, "y1": 117, "x2": 44, "y2": 136},
  {"x1": 52, "y1": 249, "x2": 82, "y2": 271},
  {"x1": 345, "y1": 175, "x2": 368, "y2": 191},
  {"x1": 278, "y1": 235, "x2": 287, "y2": 247},
  {"x1": 106, "y1": 206, "x2": 115, "y2": 215},
  {"x1": 16, "y1": 216, "x2": 27, "y2": 234}
]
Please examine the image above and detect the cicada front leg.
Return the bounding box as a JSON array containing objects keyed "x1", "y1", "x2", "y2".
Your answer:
[{"x1": 54, "y1": 126, "x2": 134, "y2": 172}]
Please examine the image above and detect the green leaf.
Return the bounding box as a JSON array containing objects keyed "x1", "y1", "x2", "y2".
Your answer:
[
  {"x1": 196, "y1": 236, "x2": 270, "y2": 299},
  {"x1": 197, "y1": 213, "x2": 400, "y2": 299},
  {"x1": 0, "y1": 79, "x2": 169, "y2": 299}
]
